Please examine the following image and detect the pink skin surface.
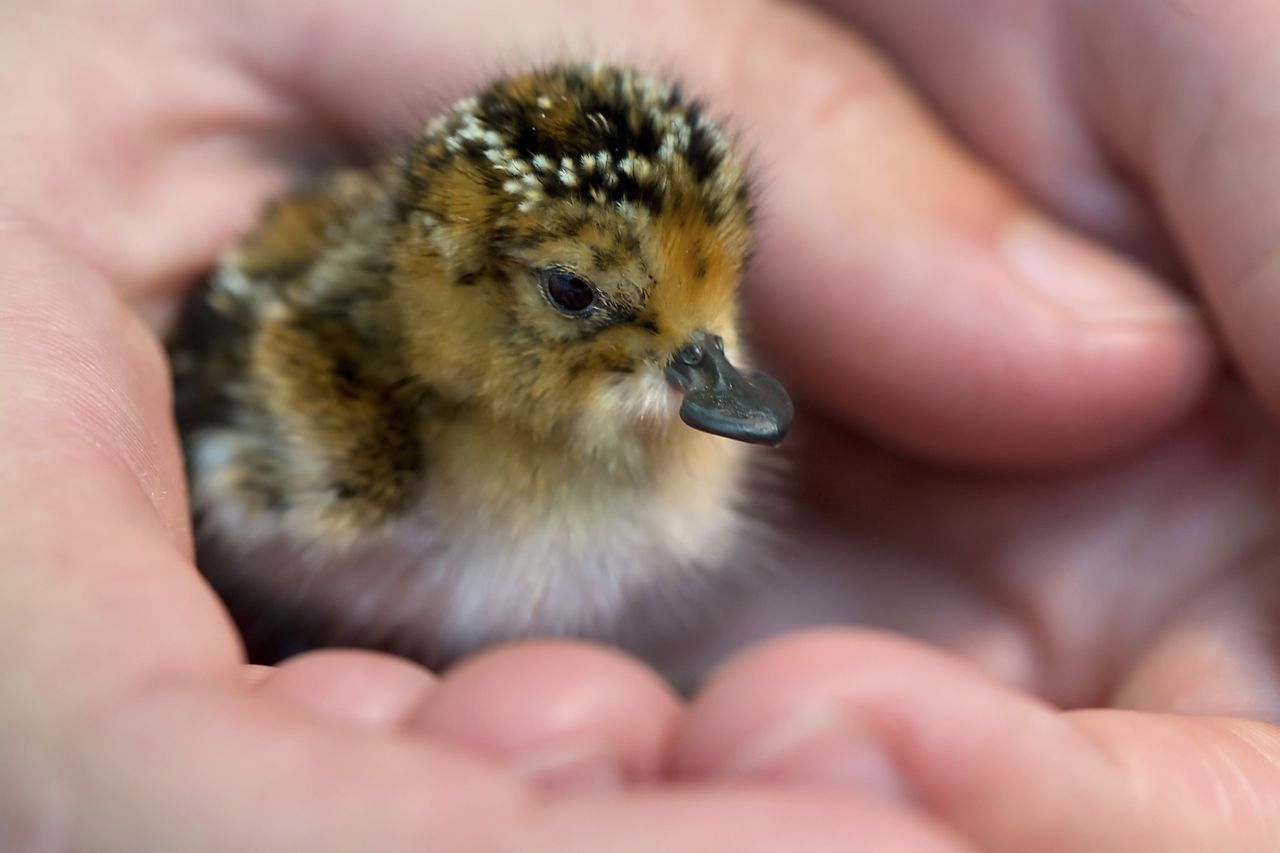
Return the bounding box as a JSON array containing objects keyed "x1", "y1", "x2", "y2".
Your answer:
[{"x1": 3, "y1": 0, "x2": 1280, "y2": 849}]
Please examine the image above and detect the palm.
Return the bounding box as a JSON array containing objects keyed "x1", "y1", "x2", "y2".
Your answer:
[
  {"x1": 673, "y1": 397, "x2": 1280, "y2": 848},
  {"x1": 707, "y1": 395, "x2": 1277, "y2": 713}
]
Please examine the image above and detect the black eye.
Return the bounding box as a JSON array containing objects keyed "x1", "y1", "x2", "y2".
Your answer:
[{"x1": 540, "y1": 268, "x2": 597, "y2": 315}]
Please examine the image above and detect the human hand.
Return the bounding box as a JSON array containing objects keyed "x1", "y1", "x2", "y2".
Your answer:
[
  {"x1": 3, "y1": 0, "x2": 1276, "y2": 850},
  {"x1": 671, "y1": 2, "x2": 1280, "y2": 850},
  {"x1": 0, "y1": 1, "x2": 995, "y2": 850}
]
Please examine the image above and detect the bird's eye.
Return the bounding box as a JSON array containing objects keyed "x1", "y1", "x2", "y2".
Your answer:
[{"x1": 539, "y1": 268, "x2": 598, "y2": 316}]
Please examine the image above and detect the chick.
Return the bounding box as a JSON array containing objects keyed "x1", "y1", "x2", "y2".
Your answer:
[{"x1": 169, "y1": 63, "x2": 792, "y2": 669}]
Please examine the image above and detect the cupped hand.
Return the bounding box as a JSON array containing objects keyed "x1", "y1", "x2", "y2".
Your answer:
[
  {"x1": 0, "y1": 1, "x2": 986, "y2": 849},
  {"x1": 675, "y1": 2, "x2": 1280, "y2": 850},
  {"x1": 2, "y1": 0, "x2": 1277, "y2": 850}
]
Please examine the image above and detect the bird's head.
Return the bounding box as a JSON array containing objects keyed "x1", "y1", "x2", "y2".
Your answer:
[{"x1": 389, "y1": 64, "x2": 791, "y2": 452}]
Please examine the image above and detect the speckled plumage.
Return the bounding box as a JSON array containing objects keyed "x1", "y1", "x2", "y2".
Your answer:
[{"x1": 170, "y1": 64, "x2": 786, "y2": 670}]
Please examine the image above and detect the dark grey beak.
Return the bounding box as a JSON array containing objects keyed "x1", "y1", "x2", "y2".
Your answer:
[{"x1": 665, "y1": 331, "x2": 793, "y2": 446}]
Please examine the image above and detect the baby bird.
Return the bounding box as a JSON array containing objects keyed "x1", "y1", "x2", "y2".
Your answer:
[{"x1": 170, "y1": 63, "x2": 792, "y2": 669}]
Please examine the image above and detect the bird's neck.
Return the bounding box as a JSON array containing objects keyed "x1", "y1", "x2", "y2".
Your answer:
[{"x1": 418, "y1": 399, "x2": 747, "y2": 536}]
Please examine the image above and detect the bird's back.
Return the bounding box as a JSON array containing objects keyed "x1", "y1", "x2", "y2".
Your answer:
[
  {"x1": 171, "y1": 167, "x2": 397, "y2": 434},
  {"x1": 169, "y1": 165, "x2": 435, "y2": 663}
]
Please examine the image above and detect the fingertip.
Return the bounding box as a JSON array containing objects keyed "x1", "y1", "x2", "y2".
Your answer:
[
  {"x1": 997, "y1": 216, "x2": 1193, "y2": 327},
  {"x1": 242, "y1": 663, "x2": 273, "y2": 688},
  {"x1": 411, "y1": 641, "x2": 680, "y2": 792},
  {"x1": 255, "y1": 649, "x2": 437, "y2": 730}
]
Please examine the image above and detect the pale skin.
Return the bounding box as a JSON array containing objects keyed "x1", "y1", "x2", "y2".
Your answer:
[{"x1": 3, "y1": 0, "x2": 1280, "y2": 849}]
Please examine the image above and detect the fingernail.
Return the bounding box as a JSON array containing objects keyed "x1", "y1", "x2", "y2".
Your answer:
[
  {"x1": 722, "y1": 703, "x2": 907, "y2": 800},
  {"x1": 1001, "y1": 217, "x2": 1196, "y2": 325},
  {"x1": 508, "y1": 741, "x2": 624, "y2": 792}
]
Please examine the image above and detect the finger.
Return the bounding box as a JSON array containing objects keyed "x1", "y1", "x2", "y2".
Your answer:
[
  {"x1": 525, "y1": 790, "x2": 967, "y2": 853},
  {"x1": 242, "y1": 664, "x2": 273, "y2": 687},
  {"x1": 0, "y1": 2, "x2": 293, "y2": 308},
  {"x1": 0, "y1": 225, "x2": 240, "y2": 705},
  {"x1": 220, "y1": 0, "x2": 1213, "y2": 467},
  {"x1": 410, "y1": 642, "x2": 679, "y2": 791},
  {"x1": 0, "y1": 223, "x2": 247, "y2": 848},
  {"x1": 804, "y1": 0, "x2": 1181, "y2": 272},
  {"x1": 819, "y1": 0, "x2": 1280, "y2": 428},
  {"x1": 255, "y1": 649, "x2": 437, "y2": 730},
  {"x1": 62, "y1": 679, "x2": 968, "y2": 852},
  {"x1": 678, "y1": 630, "x2": 1280, "y2": 850},
  {"x1": 1111, "y1": 550, "x2": 1280, "y2": 721},
  {"x1": 1062, "y1": 1, "x2": 1280, "y2": 425}
]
